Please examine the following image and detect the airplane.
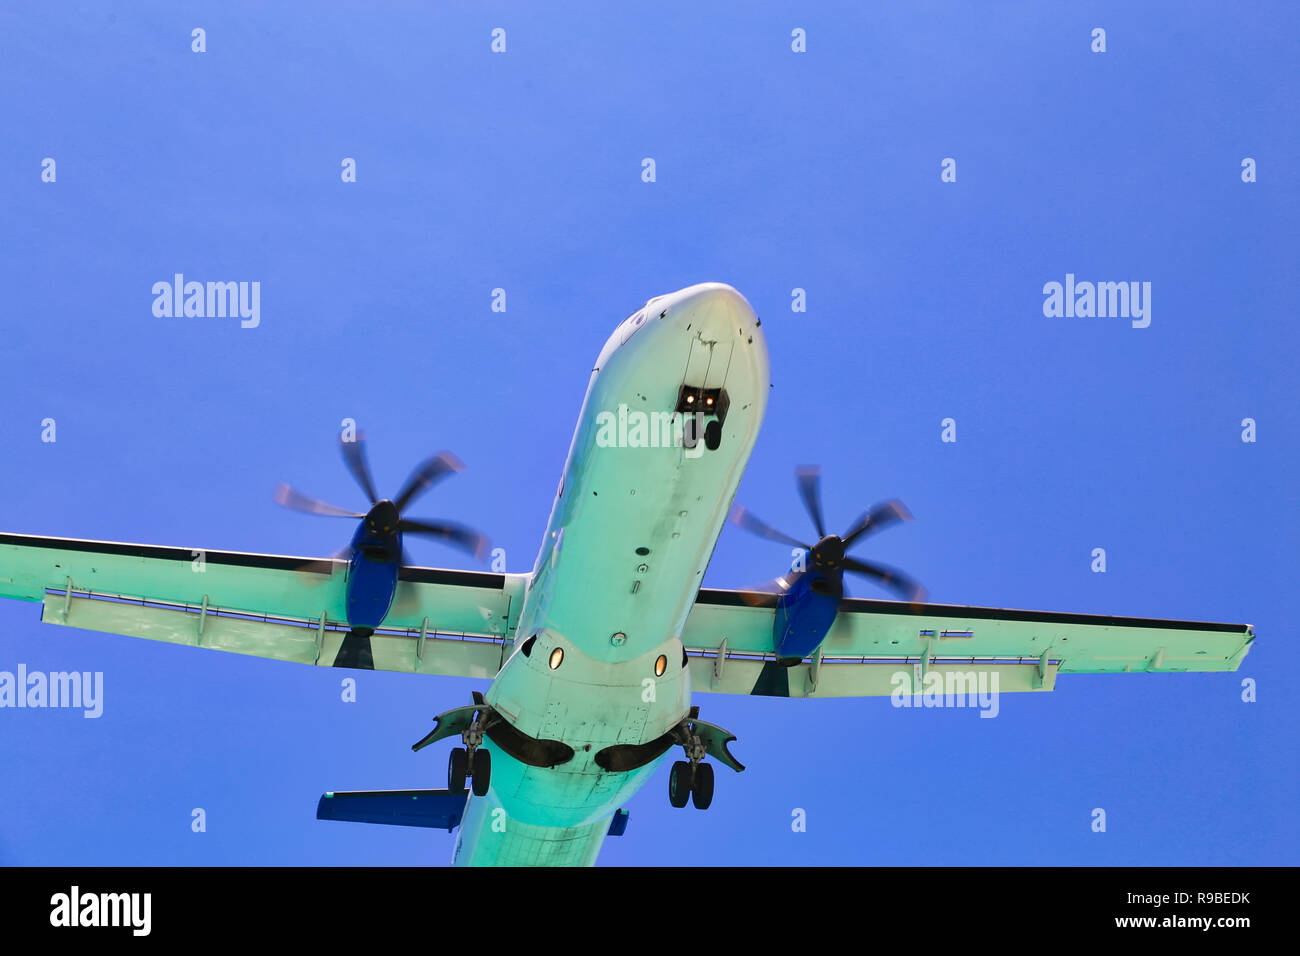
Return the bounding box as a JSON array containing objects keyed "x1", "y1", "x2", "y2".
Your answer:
[{"x1": 0, "y1": 282, "x2": 1255, "y2": 866}]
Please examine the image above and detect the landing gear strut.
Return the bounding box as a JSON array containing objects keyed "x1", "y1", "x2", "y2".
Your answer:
[
  {"x1": 447, "y1": 707, "x2": 495, "y2": 797},
  {"x1": 667, "y1": 711, "x2": 719, "y2": 810}
]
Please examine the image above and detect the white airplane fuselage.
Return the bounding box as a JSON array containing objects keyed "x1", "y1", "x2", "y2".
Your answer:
[{"x1": 452, "y1": 283, "x2": 770, "y2": 865}]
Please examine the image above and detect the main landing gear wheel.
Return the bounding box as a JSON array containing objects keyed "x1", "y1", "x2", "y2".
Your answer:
[
  {"x1": 666, "y1": 706, "x2": 742, "y2": 810},
  {"x1": 470, "y1": 748, "x2": 492, "y2": 797},
  {"x1": 669, "y1": 760, "x2": 692, "y2": 808},
  {"x1": 690, "y1": 762, "x2": 714, "y2": 809},
  {"x1": 448, "y1": 747, "x2": 468, "y2": 792}
]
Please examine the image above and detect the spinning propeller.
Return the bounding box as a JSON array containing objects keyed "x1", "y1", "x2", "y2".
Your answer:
[
  {"x1": 274, "y1": 433, "x2": 490, "y2": 563},
  {"x1": 730, "y1": 465, "x2": 925, "y2": 602}
]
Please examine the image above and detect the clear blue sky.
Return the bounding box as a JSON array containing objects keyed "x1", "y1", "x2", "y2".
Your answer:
[{"x1": 0, "y1": 1, "x2": 1295, "y2": 865}]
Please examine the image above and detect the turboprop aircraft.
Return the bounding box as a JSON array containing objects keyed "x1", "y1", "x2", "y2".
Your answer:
[{"x1": 0, "y1": 282, "x2": 1255, "y2": 866}]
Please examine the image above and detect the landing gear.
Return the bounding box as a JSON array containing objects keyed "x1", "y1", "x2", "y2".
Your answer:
[
  {"x1": 664, "y1": 706, "x2": 743, "y2": 810},
  {"x1": 683, "y1": 418, "x2": 724, "y2": 453},
  {"x1": 447, "y1": 744, "x2": 493, "y2": 795},
  {"x1": 448, "y1": 747, "x2": 469, "y2": 792},
  {"x1": 691, "y1": 762, "x2": 714, "y2": 810},
  {"x1": 683, "y1": 415, "x2": 700, "y2": 451},
  {"x1": 668, "y1": 759, "x2": 715, "y2": 809},
  {"x1": 669, "y1": 761, "x2": 692, "y2": 808},
  {"x1": 471, "y1": 748, "x2": 492, "y2": 797},
  {"x1": 668, "y1": 723, "x2": 711, "y2": 810},
  {"x1": 444, "y1": 703, "x2": 494, "y2": 796}
]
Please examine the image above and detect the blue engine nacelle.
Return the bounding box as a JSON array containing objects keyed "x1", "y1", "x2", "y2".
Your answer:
[
  {"x1": 771, "y1": 569, "x2": 843, "y2": 663},
  {"x1": 344, "y1": 500, "x2": 403, "y2": 630}
]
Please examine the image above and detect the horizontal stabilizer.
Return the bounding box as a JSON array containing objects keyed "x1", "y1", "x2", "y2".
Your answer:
[
  {"x1": 317, "y1": 790, "x2": 632, "y2": 838},
  {"x1": 316, "y1": 789, "x2": 468, "y2": 831},
  {"x1": 608, "y1": 808, "x2": 630, "y2": 836}
]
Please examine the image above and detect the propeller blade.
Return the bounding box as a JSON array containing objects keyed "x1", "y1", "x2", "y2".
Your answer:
[
  {"x1": 795, "y1": 465, "x2": 827, "y2": 539},
  {"x1": 340, "y1": 433, "x2": 380, "y2": 504},
  {"x1": 273, "y1": 483, "x2": 363, "y2": 518},
  {"x1": 729, "y1": 505, "x2": 812, "y2": 551},
  {"x1": 841, "y1": 499, "x2": 913, "y2": 549},
  {"x1": 736, "y1": 575, "x2": 793, "y2": 607},
  {"x1": 283, "y1": 546, "x2": 353, "y2": 587},
  {"x1": 842, "y1": 556, "x2": 926, "y2": 602},
  {"x1": 399, "y1": 518, "x2": 490, "y2": 562},
  {"x1": 393, "y1": 451, "x2": 464, "y2": 515}
]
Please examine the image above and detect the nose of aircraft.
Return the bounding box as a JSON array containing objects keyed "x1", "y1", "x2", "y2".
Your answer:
[
  {"x1": 598, "y1": 281, "x2": 767, "y2": 373},
  {"x1": 657, "y1": 282, "x2": 759, "y2": 341}
]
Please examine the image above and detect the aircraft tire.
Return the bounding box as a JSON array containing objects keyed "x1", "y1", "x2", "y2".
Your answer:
[
  {"x1": 471, "y1": 749, "x2": 492, "y2": 797},
  {"x1": 448, "y1": 747, "x2": 469, "y2": 792},
  {"x1": 691, "y1": 762, "x2": 714, "y2": 810},
  {"x1": 669, "y1": 760, "x2": 692, "y2": 808}
]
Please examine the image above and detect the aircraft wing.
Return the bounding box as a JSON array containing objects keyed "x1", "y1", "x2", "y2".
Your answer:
[
  {"x1": 0, "y1": 533, "x2": 525, "y2": 676},
  {"x1": 682, "y1": 588, "x2": 1255, "y2": 698}
]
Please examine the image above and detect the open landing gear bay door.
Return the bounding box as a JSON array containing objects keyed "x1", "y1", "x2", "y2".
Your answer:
[
  {"x1": 0, "y1": 533, "x2": 526, "y2": 676},
  {"x1": 681, "y1": 588, "x2": 1255, "y2": 699}
]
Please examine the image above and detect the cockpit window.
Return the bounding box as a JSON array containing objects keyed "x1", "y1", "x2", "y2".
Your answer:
[{"x1": 619, "y1": 309, "x2": 648, "y2": 346}]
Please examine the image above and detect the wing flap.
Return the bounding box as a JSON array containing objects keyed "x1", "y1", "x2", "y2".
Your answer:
[
  {"x1": 688, "y1": 655, "x2": 1059, "y2": 699},
  {"x1": 40, "y1": 590, "x2": 508, "y2": 677},
  {"x1": 684, "y1": 587, "x2": 1254, "y2": 698},
  {"x1": 42, "y1": 591, "x2": 321, "y2": 664}
]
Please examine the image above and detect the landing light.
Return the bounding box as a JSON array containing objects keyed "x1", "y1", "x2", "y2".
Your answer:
[
  {"x1": 549, "y1": 647, "x2": 564, "y2": 670},
  {"x1": 675, "y1": 385, "x2": 729, "y2": 420}
]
